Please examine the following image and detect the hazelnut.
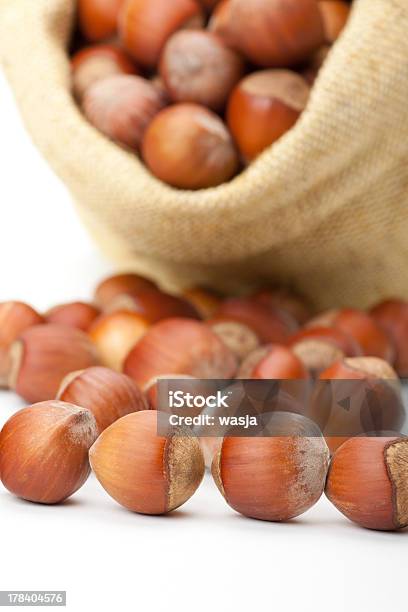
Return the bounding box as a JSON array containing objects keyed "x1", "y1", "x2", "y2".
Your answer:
[
  {"x1": 144, "y1": 374, "x2": 196, "y2": 410},
  {"x1": 0, "y1": 401, "x2": 98, "y2": 504},
  {"x1": 78, "y1": 0, "x2": 124, "y2": 42},
  {"x1": 106, "y1": 288, "x2": 200, "y2": 322},
  {"x1": 306, "y1": 308, "x2": 395, "y2": 363},
  {"x1": 182, "y1": 287, "x2": 222, "y2": 319},
  {"x1": 213, "y1": 298, "x2": 298, "y2": 344},
  {"x1": 288, "y1": 326, "x2": 362, "y2": 376},
  {"x1": 0, "y1": 302, "x2": 44, "y2": 388},
  {"x1": 160, "y1": 30, "x2": 245, "y2": 112},
  {"x1": 316, "y1": 357, "x2": 404, "y2": 453},
  {"x1": 250, "y1": 345, "x2": 309, "y2": 380},
  {"x1": 318, "y1": 1, "x2": 351, "y2": 44},
  {"x1": 71, "y1": 44, "x2": 139, "y2": 100},
  {"x1": 57, "y1": 366, "x2": 147, "y2": 433},
  {"x1": 94, "y1": 272, "x2": 157, "y2": 309},
  {"x1": 252, "y1": 287, "x2": 311, "y2": 325},
  {"x1": 207, "y1": 320, "x2": 260, "y2": 362},
  {"x1": 325, "y1": 436, "x2": 408, "y2": 530},
  {"x1": 142, "y1": 103, "x2": 240, "y2": 189},
  {"x1": 8, "y1": 324, "x2": 100, "y2": 403},
  {"x1": 212, "y1": 412, "x2": 330, "y2": 521},
  {"x1": 82, "y1": 75, "x2": 167, "y2": 150},
  {"x1": 46, "y1": 301, "x2": 101, "y2": 332},
  {"x1": 370, "y1": 299, "x2": 408, "y2": 377},
  {"x1": 89, "y1": 410, "x2": 205, "y2": 514},
  {"x1": 210, "y1": 0, "x2": 325, "y2": 67},
  {"x1": 124, "y1": 318, "x2": 237, "y2": 389},
  {"x1": 119, "y1": 0, "x2": 205, "y2": 69},
  {"x1": 89, "y1": 310, "x2": 150, "y2": 371},
  {"x1": 227, "y1": 70, "x2": 310, "y2": 162},
  {"x1": 236, "y1": 345, "x2": 272, "y2": 378},
  {"x1": 319, "y1": 356, "x2": 399, "y2": 381}
]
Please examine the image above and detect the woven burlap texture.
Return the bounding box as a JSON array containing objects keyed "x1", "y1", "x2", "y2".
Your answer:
[{"x1": 1, "y1": 0, "x2": 407, "y2": 309}]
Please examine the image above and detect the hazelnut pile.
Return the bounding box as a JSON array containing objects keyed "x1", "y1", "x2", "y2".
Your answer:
[
  {"x1": 71, "y1": 0, "x2": 352, "y2": 189},
  {"x1": 0, "y1": 272, "x2": 407, "y2": 530}
]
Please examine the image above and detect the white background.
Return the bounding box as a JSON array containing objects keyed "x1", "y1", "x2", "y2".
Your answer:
[{"x1": 0, "y1": 68, "x2": 407, "y2": 612}]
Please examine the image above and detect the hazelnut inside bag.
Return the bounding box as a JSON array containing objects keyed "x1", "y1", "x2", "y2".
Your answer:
[{"x1": 1, "y1": 0, "x2": 407, "y2": 310}]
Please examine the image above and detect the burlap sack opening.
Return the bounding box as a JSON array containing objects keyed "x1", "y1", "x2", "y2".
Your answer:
[{"x1": 1, "y1": 0, "x2": 407, "y2": 309}]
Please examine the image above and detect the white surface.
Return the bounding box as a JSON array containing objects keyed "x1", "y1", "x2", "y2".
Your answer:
[{"x1": 1, "y1": 68, "x2": 407, "y2": 612}]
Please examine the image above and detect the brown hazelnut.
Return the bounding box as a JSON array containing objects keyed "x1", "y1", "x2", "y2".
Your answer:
[
  {"x1": 0, "y1": 401, "x2": 98, "y2": 504},
  {"x1": 370, "y1": 299, "x2": 408, "y2": 377},
  {"x1": 325, "y1": 436, "x2": 408, "y2": 530},
  {"x1": 227, "y1": 70, "x2": 310, "y2": 162},
  {"x1": 213, "y1": 298, "x2": 298, "y2": 344},
  {"x1": 142, "y1": 103, "x2": 240, "y2": 189},
  {"x1": 46, "y1": 301, "x2": 101, "y2": 332},
  {"x1": 94, "y1": 272, "x2": 157, "y2": 309},
  {"x1": 106, "y1": 288, "x2": 200, "y2": 322},
  {"x1": 0, "y1": 302, "x2": 44, "y2": 388},
  {"x1": 160, "y1": 30, "x2": 245, "y2": 112},
  {"x1": 210, "y1": 0, "x2": 325, "y2": 67},
  {"x1": 71, "y1": 44, "x2": 139, "y2": 100},
  {"x1": 90, "y1": 410, "x2": 205, "y2": 514},
  {"x1": 89, "y1": 310, "x2": 150, "y2": 371},
  {"x1": 124, "y1": 318, "x2": 237, "y2": 389},
  {"x1": 82, "y1": 75, "x2": 167, "y2": 150},
  {"x1": 212, "y1": 412, "x2": 330, "y2": 521},
  {"x1": 306, "y1": 308, "x2": 395, "y2": 363},
  {"x1": 119, "y1": 0, "x2": 204, "y2": 69},
  {"x1": 57, "y1": 366, "x2": 148, "y2": 433},
  {"x1": 78, "y1": 0, "x2": 125, "y2": 42},
  {"x1": 8, "y1": 324, "x2": 100, "y2": 403}
]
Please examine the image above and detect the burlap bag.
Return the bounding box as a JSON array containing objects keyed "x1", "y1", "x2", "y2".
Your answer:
[{"x1": 1, "y1": 0, "x2": 407, "y2": 310}]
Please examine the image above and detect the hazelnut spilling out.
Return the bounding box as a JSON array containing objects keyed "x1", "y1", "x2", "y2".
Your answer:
[
  {"x1": 236, "y1": 345, "x2": 272, "y2": 378},
  {"x1": 307, "y1": 308, "x2": 395, "y2": 363},
  {"x1": 89, "y1": 410, "x2": 205, "y2": 514},
  {"x1": 46, "y1": 301, "x2": 101, "y2": 332},
  {"x1": 227, "y1": 70, "x2": 310, "y2": 161},
  {"x1": 325, "y1": 436, "x2": 408, "y2": 531},
  {"x1": 160, "y1": 30, "x2": 245, "y2": 112},
  {"x1": 210, "y1": 0, "x2": 325, "y2": 67},
  {"x1": 252, "y1": 287, "x2": 311, "y2": 325},
  {"x1": 0, "y1": 401, "x2": 98, "y2": 504},
  {"x1": 89, "y1": 310, "x2": 150, "y2": 371},
  {"x1": 124, "y1": 318, "x2": 237, "y2": 389},
  {"x1": 208, "y1": 320, "x2": 260, "y2": 362},
  {"x1": 212, "y1": 413, "x2": 330, "y2": 521},
  {"x1": 251, "y1": 345, "x2": 309, "y2": 380},
  {"x1": 213, "y1": 298, "x2": 298, "y2": 344},
  {"x1": 0, "y1": 301, "x2": 44, "y2": 388},
  {"x1": 94, "y1": 272, "x2": 157, "y2": 309},
  {"x1": 71, "y1": 44, "x2": 139, "y2": 101},
  {"x1": 288, "y1": 326, "x2": 362, "y2": 375},
  {"x1": 316, "y1": 357, "x2": 404, "y2": 454},
  {"x1": 119, "y1": 0, "x2": 205, "y2": 69},
  {"x1": 82, "y1": 75, "x2": 167, "y2": 150},
  {"x1": 78, "y1": 0, "x2": 125, "y2": 42},
  {"x1": 142, "y1": 103, "x2": 240, "y2": 189},
  {"x1": 106, "y1": 288, "x2": 200, "y2": 323},
  {"x1": 371, "y1": 299, "x2": 408, "y2": 377},
  {"x1": 57, "y1": 366, "x2": 148, "y2": 433},
  {"x1": 8, "y1": 324, "x2": 100, "y2": 403}
]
